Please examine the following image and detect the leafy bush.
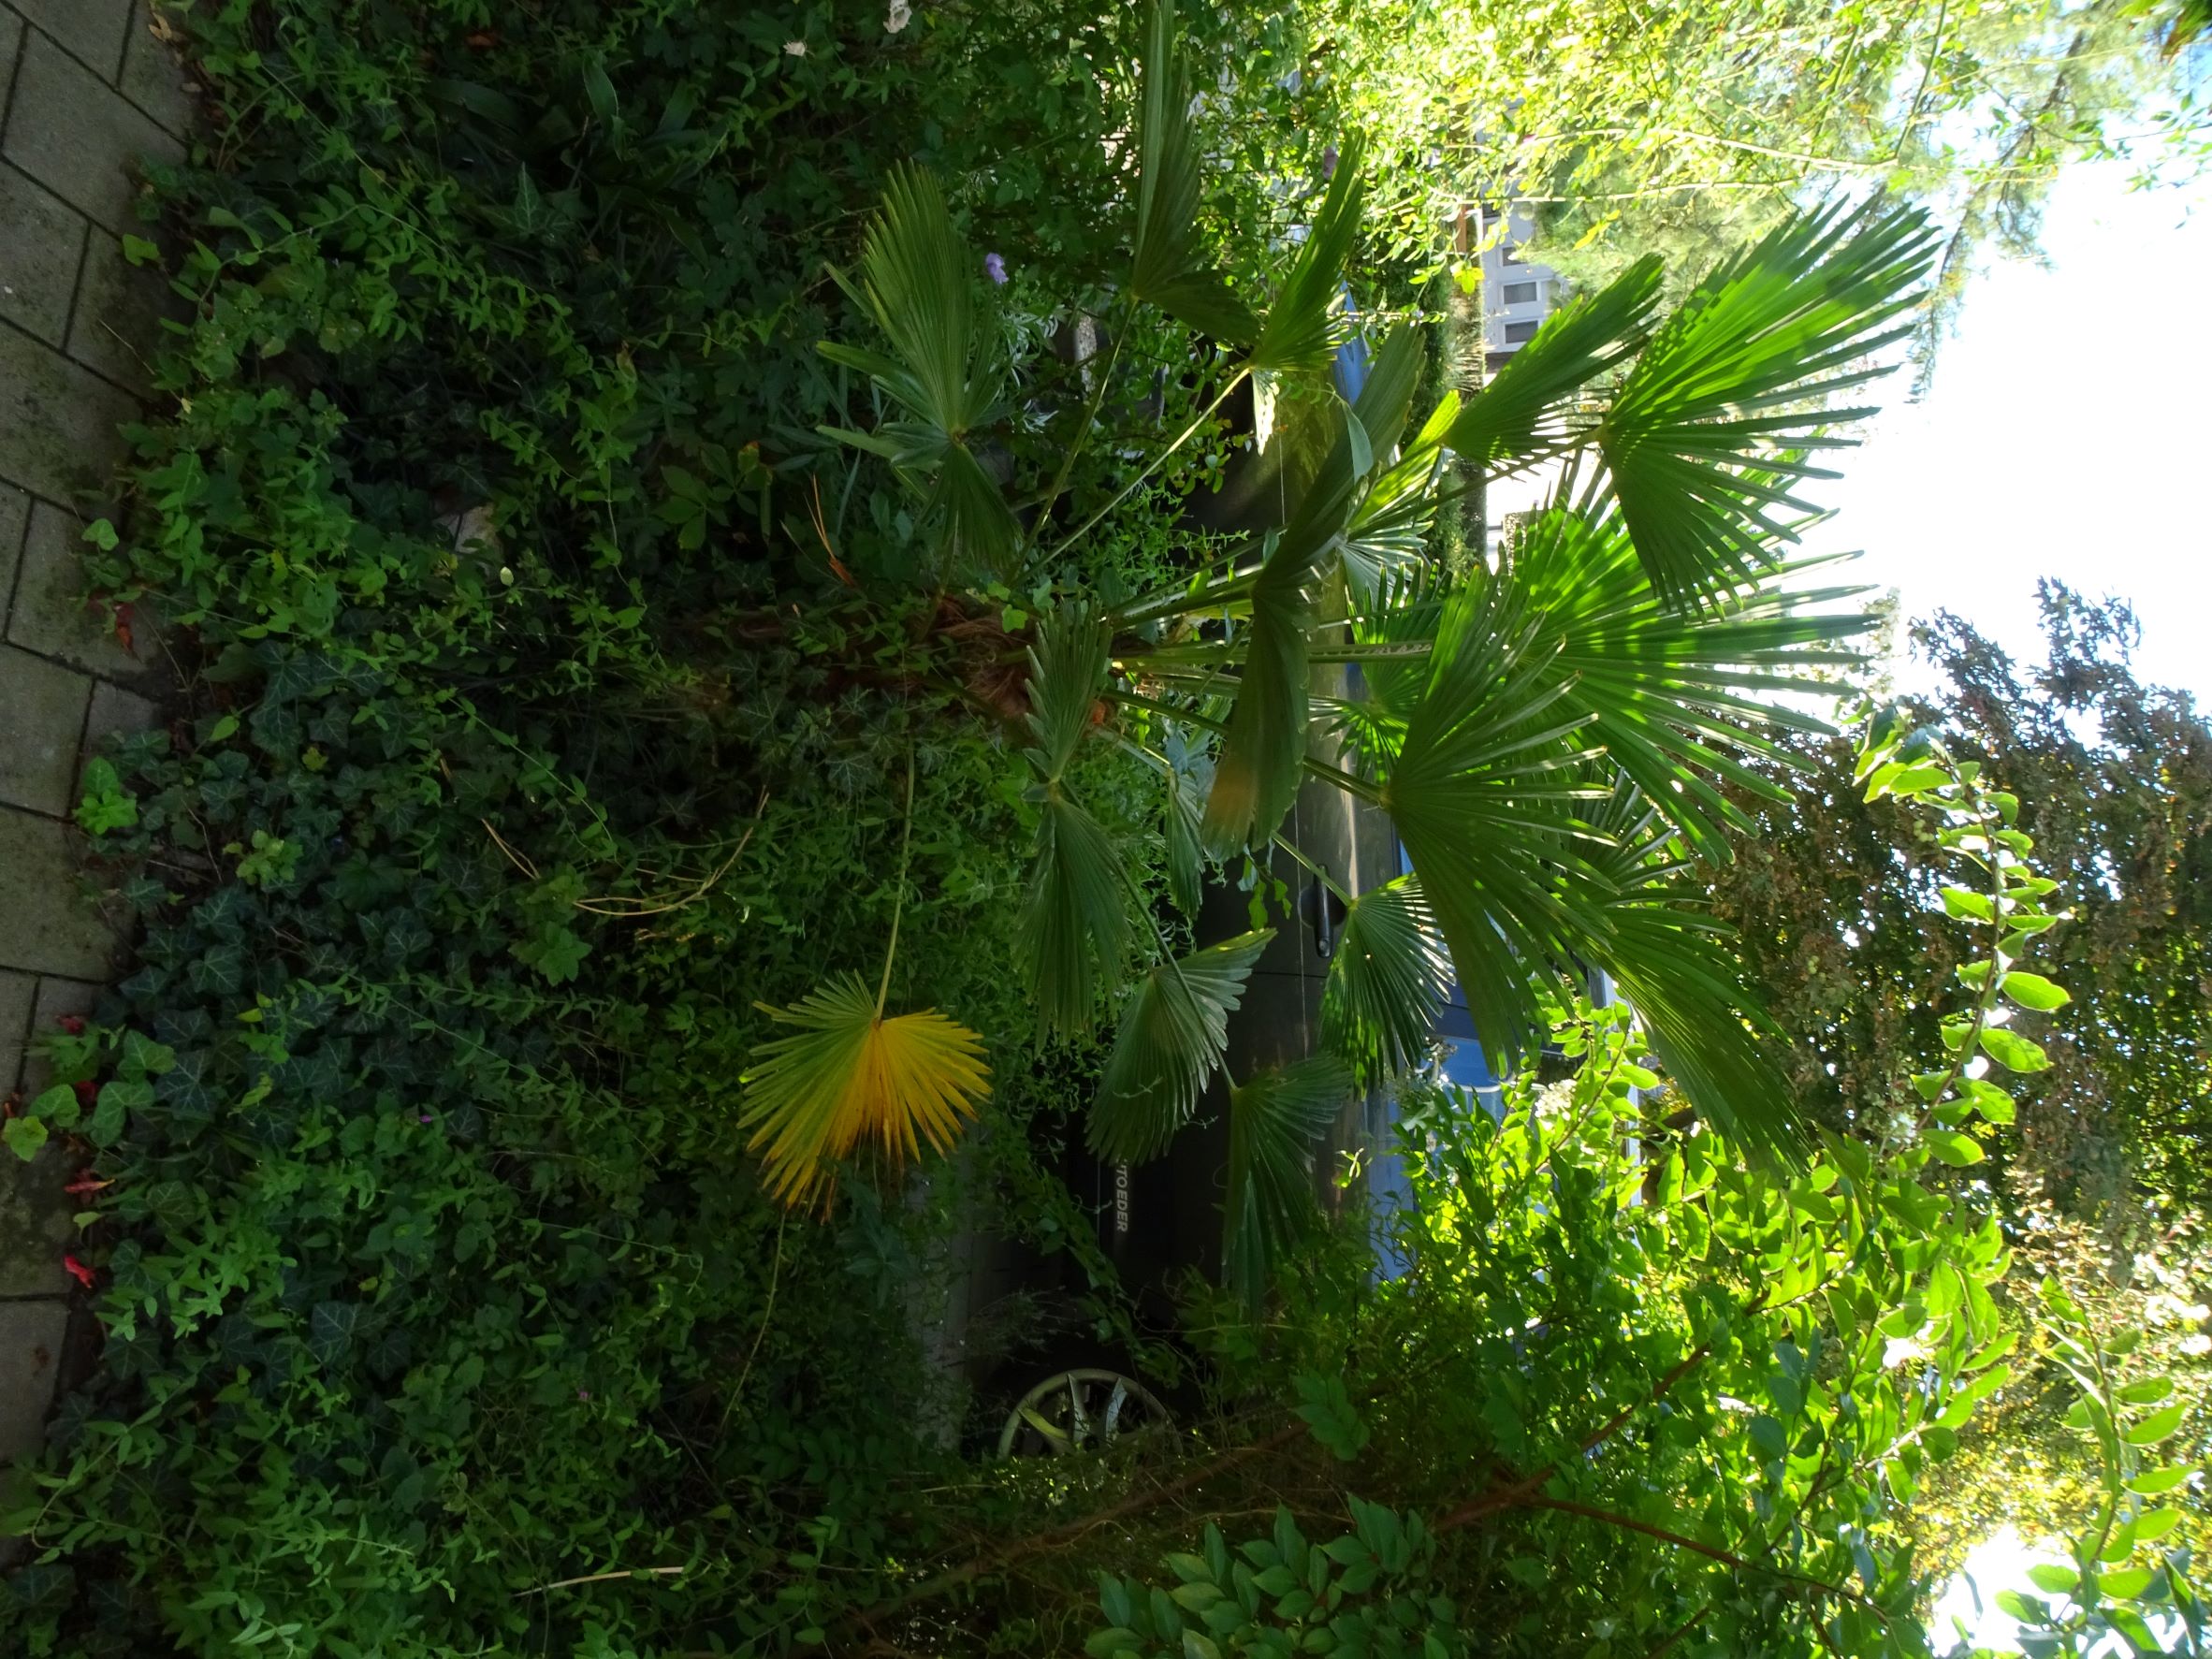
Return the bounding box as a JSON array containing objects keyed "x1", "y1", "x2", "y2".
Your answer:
[{"x1": 2, "y1": 0, "x2": 1324, "y2": 1651}]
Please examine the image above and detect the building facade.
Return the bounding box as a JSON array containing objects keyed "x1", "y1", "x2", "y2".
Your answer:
[{"x1": 1464, "y1": 200, "x2": 1567, "y2": 370}]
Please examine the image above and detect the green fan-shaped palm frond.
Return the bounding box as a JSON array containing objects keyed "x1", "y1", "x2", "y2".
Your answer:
[
  {"x1": 1021, "y1": 795, "x2": 1135, "y2": 1039},
  {"x1": 1024, "y1": 606, "x2": 1112, "y2": 782},
  {"x1": 1445, "y1": 255, "x2": 1661, "y2": 473},
  {"x1": 817, "y1": 165, "x2": 1019, "y2": 571},
  {"x1": 1247, "y1": 138, "x2": 1368, "y2": 375},
  {"x1": 1505, "y1": 507, "x2": 1873, "y2": 859},
  {"x1": 1578, "y1": 786, "x2": 1802, "y2": 1157},
  {"x1": 1199, "y1": 537, "x2": 1315, "y2": 858},
  {"x1": 740, "y1": 975, "x2": 992, "y2": 1206},
  {"x1": 1595, "y1": 198, "x2": 1937, "y2": 607},
  {"x1": 1379, "y1": 577, "x2": 1615, "y2": 1066},
  {"x1": 1128, "y1": 0, "x2": 1259, "y2": 343},
  {"x1": 1224, "y1": 1055, "x2": 1354, "y2": 1306},
  {"x1": 1341, "y1": 386, "x2": 1457, "y2": 606},
  {"x1": 1089, "y1": 930, "x2": 1273, "y2": 1162},
  {"x1": 1161, "y1": 737, "x2": 1209, "y2": 915},
  {"x1": 1321, "y1": 875, "x2": 1452, "y2": 1084},
  {"x1": 1200, "y1": 326, "x2": 1426, "y2": 855}
]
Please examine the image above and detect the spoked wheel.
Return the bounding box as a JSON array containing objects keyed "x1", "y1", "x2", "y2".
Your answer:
[{"x1": 997, "y1": 1367, "x2": 1172, "y2": 1458}]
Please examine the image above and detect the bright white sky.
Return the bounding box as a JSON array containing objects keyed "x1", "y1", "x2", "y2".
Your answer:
[
  {"x1": 1803, "y1": 161, "x2": 2212, "y2": 706},
  {"x1": 1782, "y1": 160, "x2": 2212, "y2": 1655}
]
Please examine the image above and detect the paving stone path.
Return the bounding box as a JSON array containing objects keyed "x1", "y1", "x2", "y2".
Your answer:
[{"x1": 1, "y1": 0, "x2": 193, "y2": 1508}]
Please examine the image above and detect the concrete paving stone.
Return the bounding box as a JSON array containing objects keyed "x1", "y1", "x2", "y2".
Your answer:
[
  {"x1": 0, "y1": 1142, "x2": 71, "y2": 1297},
  {"x1": 19, "y1": 975, "x2": 96, "y2": 1098},
  {"x1": 80, "y1": 677, "x2": 157, "y2": 767},
  {"x1": 0, "y1": 480, "x2": 26, "y2": 615},
  {"x1": 0, "y1": 1299, "x2": 67, "y2": 1458},
  {"x1": 0, "y1": 329, "x2": 136, "y2": 508},
  {"x1": 0, "y1": 643, "x2": 90, "y2": 815},
  {"x1": 0, "y1": 12, "x2": 20, "y2": 137},
  {"x1": 0, "y1": 968, "x2": 33, "y2": 1098},
  {"x1": 119, "y1": 0, "x2": 195, "y2": 139},
  {"x1": 7, "y1": 502, "x2": 153, "y2": 684},
  {"x1": 0, "y1": 805, "x2": 118, "y2": 980},
  {"x1": 7, "y1": 0, "x2": 132, "y2": 81},
  {"x1": 68, "y1": 227, "x2": 176, "y2": 395},
  {"x1": 0, "y1": 162, "x2": 86, "y2": 346},
  {"x1": 2, "y1": 29, "x2": 182, "y2": 236}
]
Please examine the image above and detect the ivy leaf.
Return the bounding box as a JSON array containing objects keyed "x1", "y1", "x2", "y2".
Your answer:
[{"x1": 4, "y1": 1116, "x2": 49, "y2": 1162}]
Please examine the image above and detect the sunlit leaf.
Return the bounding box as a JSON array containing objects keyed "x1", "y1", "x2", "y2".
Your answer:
[
  {"x1": 1321, "y1": 875, "x2": 1451, "y2": 1084},
  {"x1": 740, "y1": 975, "x2": 991, "y2": 1205},
  {"x1": 1595, "y1": 199, "x2": 1938, "y2": 607}
]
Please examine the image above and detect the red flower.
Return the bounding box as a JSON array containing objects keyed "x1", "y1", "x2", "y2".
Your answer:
[
  {"x1": 56, "y1": 1014, "x2": 85, "y2": 1036},
  {"x1": 74, "y1": 1079, "x2": 98, "y2": 1107},
  {"x1": 64, "y1": 1255, "x2": 96, "y2": 1289}
]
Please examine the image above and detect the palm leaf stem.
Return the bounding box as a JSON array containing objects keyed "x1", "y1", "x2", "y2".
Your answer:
[
  {"x1": 1269, "y1": 831, "x2": 1353, "y2": 907},
  {"x1": 1024, "y1": 300, "x2": 1134, "y2": 578},
  {"x1": 1105, "y1": 688, "x2": 1387, "y2": 806},
  {"x1": 1049, "y1": 367, "x2": 1251, "y2": 558},
  {"x1": 876, "y1": 749, "x2": 918, "y2": 1016}
]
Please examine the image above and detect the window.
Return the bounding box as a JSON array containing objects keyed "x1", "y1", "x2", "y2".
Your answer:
[
  {"x1": 1499, "y1": 241, "x2": 1526, "y2": 265},
  {"x1": 1503, "y1": 319, "x2": 1541, "y2": 344},
  {"x1": 1500, "y1": 280, "x2": 1539, "y2": 305}
]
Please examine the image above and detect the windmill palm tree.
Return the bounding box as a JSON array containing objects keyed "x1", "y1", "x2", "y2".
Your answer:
[{"x1": 742, "y1": 0, "x2": 1938, "y2": 1288}]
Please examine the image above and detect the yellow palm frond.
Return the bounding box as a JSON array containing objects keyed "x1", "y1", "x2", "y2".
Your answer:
[{"x1": 739, "y1": 974, "x2": 991, "y2": 1207}]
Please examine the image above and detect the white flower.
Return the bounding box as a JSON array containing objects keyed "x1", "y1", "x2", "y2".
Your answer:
[
  {"x1": 885, "y1": 0, "x2": 912, "y2": 34},
  {"x1": 2183, "y1": 1332, "x2": 2212, "y2": 1357},
  {"x1": 1883, "y1": 1334, "x2": 1928, "y2": 1370},
  {"x1": 783, "y1": 39, "x2": 808, "y2": 56}
]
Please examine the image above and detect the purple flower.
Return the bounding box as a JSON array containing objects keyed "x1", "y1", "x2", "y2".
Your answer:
[
  {"x1": 418, "y1": 1113, "x2": 433, "y2": 1124},
  {"x1": 576, "y1": 1388, "x2": 591, "y2": 1402},
  {"x1": 982, "y1": 252, "x2": 1008, "y2": 285}
]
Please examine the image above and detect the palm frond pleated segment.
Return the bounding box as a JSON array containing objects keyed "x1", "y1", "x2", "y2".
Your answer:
[
  {"x1": 1578, "y1": 789, "x2": 1802, "y2": 1157},
  {"x1": 1201, "y1": 327, "x2": 1427, "y2": 856},
  {"x1": 1088, "y1": 930, "x2": 1273, "y2": 1163},
  {"x1": 1225, "y1": 1056, "x2": 1354, "y2": 1306},
  {"x1": 1377, "y1": 579, "x2": 1613, "y2": 1065},
  {"x1": 1445, "y1": 255, "x2": 1661, "y2": 473},
  {"x1": 1247, "y1": 138, "x2": 1369, "y2": 376},
  {"x1": 740, "y1": 975, "x2": 992, "y2": 1206},
  {"x1": 1020, "y1": 794, "x2": 1136, "y2": 1041},
  {"x1": 1128, "y1": 0, "x2": 1259, "y2": 343},
  {"x1": 817, "y1": 165, "x2": 1018, "y2": 571},
  {"x1": 1595, "y1": 199, "x2": 1938, "y2": 608},
  {"x1": 1024, "y1": 606, "x2": 1112, "y2": 782},
  {"x1": 1321, "y1": 875, "x2": 1453, "y2": 1085},
  {"x1": 1504, "y1": 509, "x2": 1873, "y2": 859}
]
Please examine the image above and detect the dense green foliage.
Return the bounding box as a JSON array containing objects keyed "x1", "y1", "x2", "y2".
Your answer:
[
  {"x1": 1072, "y1": 730, "x2": 2207, "y2": 1659},
  {"x1": 1702, "y1": 588, "x2": 2212, "y2": 1208},
  {"x1": 1312, "y1": 0, "x2": 2210, "y2": 346},
  {"x1": 2, "y1": 0, "x2": 1296, "y2": 1650},
  {"x1": 3, "y1": 2, "x2": 2205, "y2": 1656}
]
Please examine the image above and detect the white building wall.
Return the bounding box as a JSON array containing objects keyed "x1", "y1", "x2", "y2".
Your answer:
[{"x1": 1468, "y1": 202, "x2": 1565, "y2": 357}]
